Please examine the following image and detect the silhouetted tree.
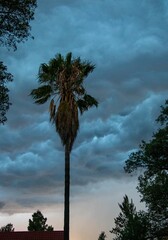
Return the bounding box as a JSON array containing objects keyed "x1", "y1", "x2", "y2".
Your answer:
[
  {"x1": 98, "y1": 231, "x2": 106, "y2": 240},
  {"x1": 0, "y1": 62, "x2": 13, "y2": 124},
  {"x1": 30, "y1": 52, "x2": 98, "y2": 240},
  {"x1": 125, "y1": 100, "x2": 168, "y2": 239},
  {"x1": 28, "y1": 210, "x2": 54, "y2": 231},
  {"x1": 0, "y1": 0, "x2": 37, "y2": 124},
  {"x1": 0, "y1": 223, "x2": 14, "y2": 232},
  {"x1": 0, "y1": 0, "x2": 37, "y2": 50},
  {"x1": 110, "y1": 195, "x2": 149, "y2": 240}
]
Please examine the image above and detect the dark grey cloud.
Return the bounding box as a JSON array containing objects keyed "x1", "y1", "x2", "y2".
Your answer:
[
  {"x1": 0, "y1": 202, "x2": 5, "y2": 209},
  {"x1": 0, "y1": 0, "x2": 168, "y2": 214}
]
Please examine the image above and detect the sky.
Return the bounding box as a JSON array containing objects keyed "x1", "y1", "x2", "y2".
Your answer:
[{"x1": 1, "y1": 0, "x2": 168, "y2": 239}]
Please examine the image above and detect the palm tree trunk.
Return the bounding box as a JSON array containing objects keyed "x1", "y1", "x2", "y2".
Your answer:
[{"x1": 64, "y1": 144, "x2": 70, "y2": 240}]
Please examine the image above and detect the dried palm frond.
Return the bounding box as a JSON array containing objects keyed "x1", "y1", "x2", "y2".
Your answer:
[
  {"x1": 56, "y1": 101, "x2": 79, "y2": 151},
  {"x1": 49, "y1": 98, "x2": 56, "y2": 122}
]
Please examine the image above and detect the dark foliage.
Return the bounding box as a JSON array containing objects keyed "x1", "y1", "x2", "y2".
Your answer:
[
  {"x1": 125, "y1": 100, "x2": 168, "y2": 239},
  {"x1": 110, "y1": 195, "x2": 149, "y2": 240},
  {"x1": 0, "y1": 223, "x2": 14, "y2": 232},
  {"x1": 0, "y1": 0, "x2": 37, "y2": 124},
  {"x1": 0, "y1": 61, "x2": 13, "y2": 124},
  {"x1": 98, "y1": 231, "x2": 106, "y2": 240},
  {"x1": 28, "y1": 210, "x2": 54, "y2": 231},
  {"x1": 0, "y1": 0, "x2": 37, "y2": 50}
]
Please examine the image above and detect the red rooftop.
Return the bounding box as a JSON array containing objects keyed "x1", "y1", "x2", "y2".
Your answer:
[{"x1": 0, "y1": 231, "x2": 64, "y2": 240}]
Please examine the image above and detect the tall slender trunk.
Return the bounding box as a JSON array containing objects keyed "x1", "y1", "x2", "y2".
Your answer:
[{"x1": 64, "y1": 144, "x2": 70, "y2": 240}]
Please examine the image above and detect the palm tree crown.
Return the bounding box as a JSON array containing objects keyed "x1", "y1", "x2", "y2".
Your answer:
[{"x1": 30, "y1": 52, "x2": 98, "y2": 151}]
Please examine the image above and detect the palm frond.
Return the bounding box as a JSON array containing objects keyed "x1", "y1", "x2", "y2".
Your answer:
[
  {"x1": 38, "y1": 63, "x2": 51, "y2": 83},
  {"x1": 74, "y1": 85, "x2": 86, "y2": 95},
  {"x1": 82, "y1": 62, "x2": 95, "y2": 77},
  {"x1": 30, "y1": 85, "x2": 52, "y2": 104},
  {"x1": 76, "y1": 99, "x2": 89, "y2": 114},
  {"x1": 77, "y1": 94, "x2": 98, "y2": 114},
  {"x1": 84, "y1": 94, "x2": 98, "y2": 107},
  {"x1": 49, "y1": 57, "x2": 63, "y2": 71},
  {"x1": 66, "y1": 52, "x2": 72, "y2": 65}
]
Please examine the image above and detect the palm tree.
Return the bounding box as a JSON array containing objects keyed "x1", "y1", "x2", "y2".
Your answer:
[{"x1": 30, "y1": 52, "x2": 98, "y2": 240}]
